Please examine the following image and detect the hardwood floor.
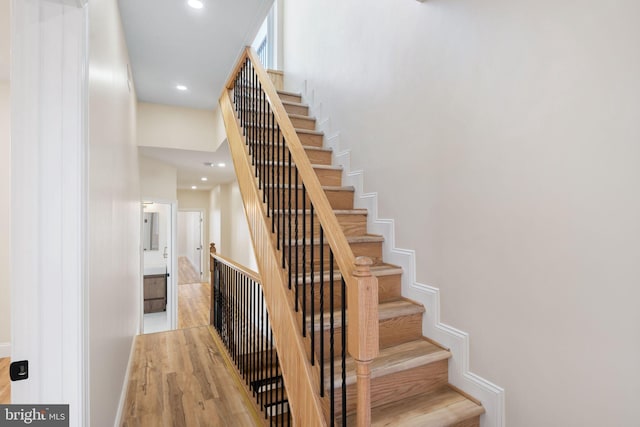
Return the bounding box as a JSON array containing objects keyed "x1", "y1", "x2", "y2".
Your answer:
[
  {"x1": 121, "y1": 327, "x2": 260, "y2": 427},
  {"x1": 178, "y1": 281, "x2": 211, "y2": 329},
  {"x1": 179, "y1": 256, "x2": 202, "y2": 285},
  {"x1": 0, "y1": 357, "x2": 10, "y2": 404}
]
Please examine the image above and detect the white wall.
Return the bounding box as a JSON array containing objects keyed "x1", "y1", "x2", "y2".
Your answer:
[
  {"x1": 138, "y1": 101, "x2": 223, "y2": 152},
  {"x1": 0, "y1": 82, "x2": 10, "y2": 355},
  {"x1": 209, "y1": 182, "x2": 257, "y2": 272},
  {"x1": 212, "y1": 107, "x2": 227, "y2": 151},
  {"x1": 139, "y1": 155, "x2": 177, "y2": 201},
  {"x1": 283, "y1": 1, "x2": 640, "y2": 426},
  {"x1": 88, "y1": 0, "x2": 140, "y2": 425},
  {"x1": 0, "y1": 0, "x2": 10, "y2": 359}
]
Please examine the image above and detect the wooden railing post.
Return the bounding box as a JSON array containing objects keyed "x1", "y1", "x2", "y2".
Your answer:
[
  {"x1": 348, "y1": 256, "x2": 379, "y2": 427},
  {"x1": 209, "y1": 243, "x2": 217, "y2": 326}
]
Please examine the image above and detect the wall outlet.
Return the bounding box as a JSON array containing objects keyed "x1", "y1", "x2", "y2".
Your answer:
[{"x1": 10, "y1": 360, "x2": 29, "y2": 381}]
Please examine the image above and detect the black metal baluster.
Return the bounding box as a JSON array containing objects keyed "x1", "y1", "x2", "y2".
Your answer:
[
  {"x1": 341, "y1": 276, "x2": 347, "y2": 427},
  {"x1": 287, "y1": 148, "x2": 292, "y2": 290},
  {"x1": 276, "y1": 126, "x2": 280, "y2": 249},
  {"x1": 262, "y1": 83, "x2": 267, "y2": 198},
  {"x1": 302, "y1": 186, "x2": 307, "y2": 337},
  {"x1": 259, "y1": 283, "x2": 264, "y2": 410},
  {"x1": 295, "y1": 166, "x2": 299, "y2": 312},
  {"x1": 330, "y1": 250, "x2": 335, "y2": 425},
  {"x1": 319, "y1": 227, "x2": 325, "y2": 397},
  {"x1": 275, "y1": 352, "x2": 281, "y2": 426},
  {"x1": 253, "y1": 278, "x2": 257, "y2": 394},
  {"x1": 310, "y1": 204, "x2": 315, "y2": 365},
  {"x1": 266, "y1": 307, "x2": 270, "y2": 422},
  {"x1": 241, "y1": 277, "x2": 249, "y2": 381},
  {"x1": 270, "y1": 110, "x2": 275, "y2": 226},
  {"x1": 238, "y1": 270, "x2": 242, "y2": 365},
  {"x1": 281, "y1": 132, "x2": 286, "y2": 267}
]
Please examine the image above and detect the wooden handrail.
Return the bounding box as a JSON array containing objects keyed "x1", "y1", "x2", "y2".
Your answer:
[
  {"x1": 220, "y1": 47, "x2": 380, "y2": 426},
  {"x1": 210, "y1": 248, "x2": 261, "y2": 284}
]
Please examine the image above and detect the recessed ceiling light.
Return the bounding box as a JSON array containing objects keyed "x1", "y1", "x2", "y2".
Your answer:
[
  {"x1": 200, "y1": 177, "x2": 208, "y2": 182},
  {"x1": 217, "y1": 162, "x2": 226, "y2": 168},
  {"x1": 191, "y1": 185, "x2": 197, "y2": 190},
  {"x1": 188, "y1": 0, "x2": 203, "y2": 9},
  {"x1": 176, "y1": 84, "x2": 188, "y2": 91}
]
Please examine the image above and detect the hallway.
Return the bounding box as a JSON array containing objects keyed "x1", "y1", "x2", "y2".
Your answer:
[{"x1": 121, "y1": 326, "x2": 260, "y2": 427}]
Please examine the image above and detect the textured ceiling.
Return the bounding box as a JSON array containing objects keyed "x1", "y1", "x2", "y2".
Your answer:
[{"x1": 118, "y1": 0, "x2": 272, "y2": 110}]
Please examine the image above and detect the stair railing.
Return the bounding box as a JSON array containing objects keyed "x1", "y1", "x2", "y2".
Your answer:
[
  {"x1": 210, "y1": 244, "x2": 292, "y2": 425},
  {"x1": 220, "y1": 46, "x2": 379, "y2": 426}
]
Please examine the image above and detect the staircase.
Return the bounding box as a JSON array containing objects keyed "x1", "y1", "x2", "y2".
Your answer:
[{"x1": 220, "y1": 48, "x2": 485, "y2": 426}]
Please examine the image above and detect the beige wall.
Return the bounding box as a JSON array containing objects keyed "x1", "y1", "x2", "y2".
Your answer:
[
  {"x1": 209, "y1": 182, "x2": 257, "y2": 272},
  {"x1": 138, "y1": 101, "x2": 222, "y2": 152},
  {"x1": 139, "y1": 155, "x2": 177, "y2": 201},
  {"x1": 88, "y1": 0, "x2": 140, "y2": 425},
  {"x1": 177, "y1": 189, "x2": 211, "y2": 279},
  {"x1": 0, "y1": 82, "x2": 10, "y2": 350},
  {"x1": 283, "y1": 1, "x2": 640, "y2": 426}
]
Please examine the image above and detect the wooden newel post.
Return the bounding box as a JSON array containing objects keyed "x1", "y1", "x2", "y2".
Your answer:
[
  {"x1": 209, "y1": 243, "x2": 217, "y2": 326},
  {"x1": 348, "y1": 256, "x2": 379, "y2": 427}
]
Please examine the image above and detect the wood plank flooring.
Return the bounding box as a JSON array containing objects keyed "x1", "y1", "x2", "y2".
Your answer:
[
  {"x1": 179, "y1": 256, "x2": 202, "y2": 285},
  {"x1": 121, "y1": 327, "x2": 260, "y2": 427},
  {"x1": 178, "y1": 281, "x2": 211, "y2": 329},
  {"x1": 0, "y1": 357, "x2": 10, "y2": 404}
]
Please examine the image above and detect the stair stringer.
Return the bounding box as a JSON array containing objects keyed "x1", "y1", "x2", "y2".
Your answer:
[{"x1": 301, "y1": 108, "x2": 506, "y2": 427}]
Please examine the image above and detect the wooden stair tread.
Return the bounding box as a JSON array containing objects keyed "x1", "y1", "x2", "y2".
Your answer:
[
  {"x1": 244, "y1": 122, "x2": 322, "y2": 136},
  {"x1": 281, "y1": 99, "x2": 308, "y2": 108},
  {"x1": 330, "y1": 339, "x2": 450, "y2": 386},
  {"x1": 275, "y1": 208, "x2": 367, "y2": 215},
  {"x1": 284, "y1": 234, "x2": 384, "y2": 246},
  {"x1": 293, "y1": 262, "x2": 401, "y2": 283},
  {"x1": 311, "y1": 299, "x2": 424, "y2": 331},
  {"x1": 256, "y1": 161, "x2": 341, "y2": 171},
  {"x1": 246, "y1": 139, "x2": 331, "y2": 153},
  {"x1": 288, "y1": 112, "x2": 315, "y2": 121},
  {"x1": 265, "y1": 184, "x2": 354, "y2": 191},
  {"x1": 292, "y1": 127, "x2": 322, "y2": 136},
  {"x1": 351, "y1": 385, "x2": 485, "y2": 427},
  {"x1": 277, "y1": 89, "x2": 301, "y2": 97}
]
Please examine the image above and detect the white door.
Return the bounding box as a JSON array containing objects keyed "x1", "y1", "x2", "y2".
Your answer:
[{"x1": 178, "y1": 211, "x2": 203, "y2": 279}]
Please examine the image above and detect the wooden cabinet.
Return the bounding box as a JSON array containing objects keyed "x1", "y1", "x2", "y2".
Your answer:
[{"x1": 144, "y1": 273, "x2": 167, "y2": 313}]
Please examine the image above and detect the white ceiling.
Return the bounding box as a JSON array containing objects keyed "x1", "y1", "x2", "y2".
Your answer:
[
  {"x1": 120, "y1": 0, "x2": 271, "y2": 191},
  {"x1": 118, "y1": 0, "x2": 272, "y2": 110},
  {"x1": 139, "y1": 143, "x2": 236, "y2": 191}
]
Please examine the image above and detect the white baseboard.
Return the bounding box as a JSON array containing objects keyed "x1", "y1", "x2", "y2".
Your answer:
[
  {"x1": 113, "y1": 335, "x2": 137, "y2": 427},
  {"x1": 303, "y1": 89, "x2": 506, "y2": 427},
  {"x1": 0, "y1": 342, "x2": 10, "y2": 358}
]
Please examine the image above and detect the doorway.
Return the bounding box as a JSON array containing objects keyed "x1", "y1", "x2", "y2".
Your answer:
[
  {"x1": 142, "y1": 201, "x2": 176, "y2": 334},
  {"x1": 177, "y1": 210, "x2": 210, "y2": 329},
  {"x1": 177, "y1": 210, "x2": 204, "y2": 283}
]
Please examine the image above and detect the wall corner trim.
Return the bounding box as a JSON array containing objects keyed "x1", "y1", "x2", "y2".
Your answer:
[{"x1": 308, "y1": 91, "x2": 506, "y2": 427}]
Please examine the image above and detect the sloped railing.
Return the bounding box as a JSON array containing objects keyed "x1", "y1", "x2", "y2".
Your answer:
[
  {"x1": 219, "y1": 47, "x2": 379, "y2": 426},
  {"x1": 210, "y1": 245, "x2": 291, "y2": 426}
]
